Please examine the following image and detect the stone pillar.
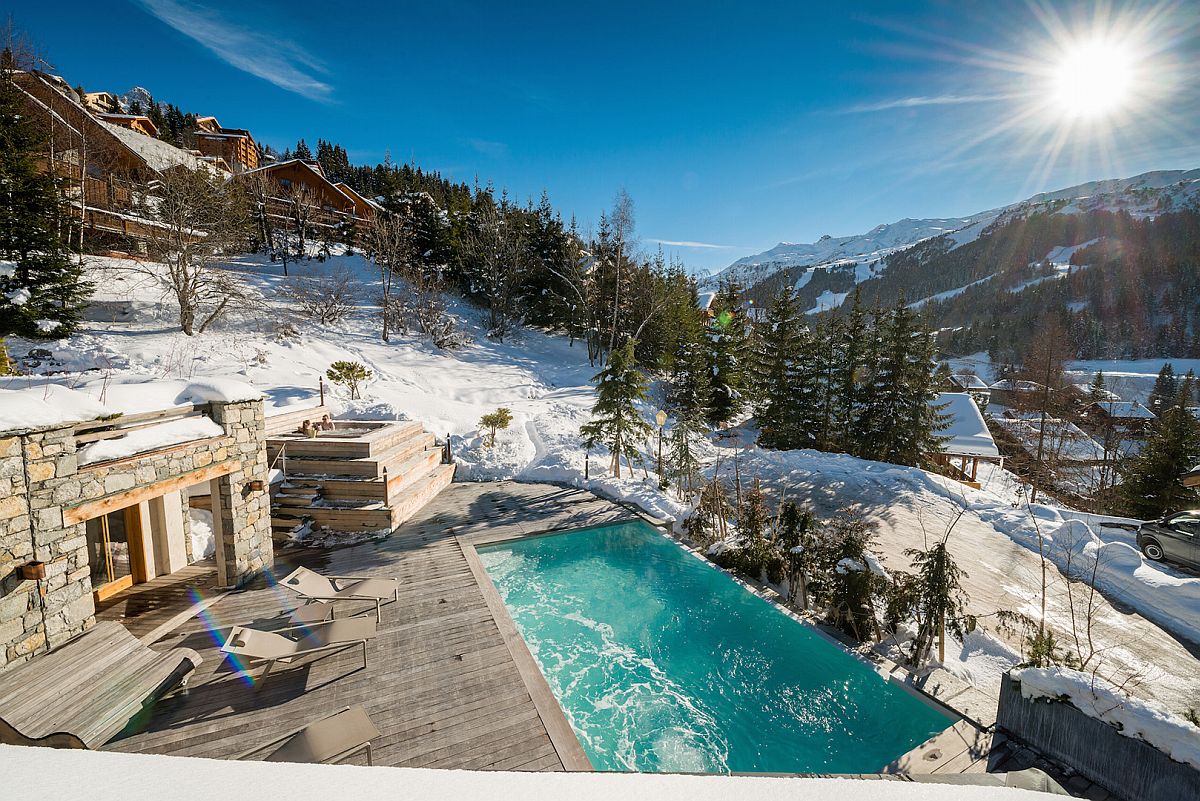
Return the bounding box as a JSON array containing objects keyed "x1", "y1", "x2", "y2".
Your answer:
[
  {"x1": 208, "y1": 400, "x2": 272, "y2": 588},
  {"x1": 0, "y1": 426, "x2": 94, "y2": 671}
]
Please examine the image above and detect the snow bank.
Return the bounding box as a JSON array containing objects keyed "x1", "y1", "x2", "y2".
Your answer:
[
  {"x1": 0, "y1": 385, "x2": 110, "y2": 433},
  {"x1": 77, "y1": 416, "x2": 225, "y2": 465},
  {"x1": 1012, "y1": 667, "x2": 1200, "y2": 769},
  {"x1": 6, "y1": 742, "x2": 1054, "y2": 801},
  {"x1": 966, "y1": 504, "x2": 1200, "y2": 646}
]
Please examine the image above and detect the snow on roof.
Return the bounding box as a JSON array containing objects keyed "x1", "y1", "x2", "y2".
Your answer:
[
  {"x1": 1073, "y1": 383, "x2": 1121, "y2": 401},
  {"x1": 949, "y1": 374, "x2": 989, "y2": 390},
  {"x1": 1091, "y1": 400, "x2": 1155, "y2": 420},
  {"x1": 0, "y1": 385, "x2": 110, "y2": 434},
  {"x1": 933, "y1": 392, "x2": 1000, "y2": 458},
  {"x1": 0, "y1": 379, "x2": 264, "y2": 435},
  {"x1": 989, "y1": 379, "x2": 1044, "y2": 392},
  {"x1": 993, "y1": 416, "x2": 1107, "y2": 462},
  {"x1": 95, "y1": 117, "x2": 206, "y2": 174},
  {"x1": 696, "y1": 291, "x2": 716, "y2": 311}
]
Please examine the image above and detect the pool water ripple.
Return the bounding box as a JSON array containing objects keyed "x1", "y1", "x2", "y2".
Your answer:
[{"x1": 479, "y1": 522, "x2": 952, "y2": 774}]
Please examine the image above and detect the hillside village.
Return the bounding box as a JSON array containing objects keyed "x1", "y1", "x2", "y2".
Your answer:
[{"x1": 1, "y1": 19, "x2": 1199, "y2": 801}]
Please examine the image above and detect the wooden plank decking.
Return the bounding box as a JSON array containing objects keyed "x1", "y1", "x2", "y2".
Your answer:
[{"x1": 98, "y1": 481, "x2": 638, "y2": 771}]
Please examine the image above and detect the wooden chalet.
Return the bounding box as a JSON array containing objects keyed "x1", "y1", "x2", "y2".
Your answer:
[
  {"x1": 97, "y1": 113, "x2": 159, "y2": 138},
  {"x1": 194, "y1": 116, "x2": 259, "y2": 172},
  {"x1": 927, "y1": 392, "x2": 1002, "y2": 487},
  {"x1": 335, "y1": 181, "x2": 381, "y2": 221}
]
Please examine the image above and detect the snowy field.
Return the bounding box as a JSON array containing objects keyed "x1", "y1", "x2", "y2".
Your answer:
[{"x1": 3, "y1": 253, "x2": 1198, "y2": 715}]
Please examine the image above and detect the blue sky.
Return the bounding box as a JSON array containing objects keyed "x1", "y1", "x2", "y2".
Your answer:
[{"x1": 19, "y1": 1, "x2": 1200, "y2": 272}]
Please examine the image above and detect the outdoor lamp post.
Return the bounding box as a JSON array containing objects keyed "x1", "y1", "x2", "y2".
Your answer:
[{"x1": 655, "y1": 409, "x2": 668, "y2": 483}]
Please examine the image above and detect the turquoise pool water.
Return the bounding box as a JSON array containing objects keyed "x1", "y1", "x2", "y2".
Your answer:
[{"x1": 478, "y1": 521, "x2": 953, "y2": 774}]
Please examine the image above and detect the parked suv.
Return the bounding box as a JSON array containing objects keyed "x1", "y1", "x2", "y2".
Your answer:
[{"x1": 1137, "y1": 511, "x2": 1200, "y2": 569}]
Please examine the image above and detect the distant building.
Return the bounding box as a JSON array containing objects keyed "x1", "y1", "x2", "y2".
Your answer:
[
  {"x1": 194, "y1": 117, "x2": 259, "y2": 172},
  {"x1": 1084, "y1": 400, "x2": 1156, "y2": 435},
  {"x1": 927, "y1": 392, "x2": 1002, "y2": 487},
  {"x1": 947, "y1": 374, "x2": 991, "y2": 408},
  {"x1": 96, "y1": 113, "x2": 159, "y2": 138},
  {"x1": 239, "y1": 159, "x2": 359, "y2": 216},
  {"x1": 82, "y1": 90, "x2": 119, "y2": 113}
]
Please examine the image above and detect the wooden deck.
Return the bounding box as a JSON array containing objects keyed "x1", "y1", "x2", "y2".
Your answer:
[{"x1": 97, "y1": 481, "x2": 637, "y2": 770}]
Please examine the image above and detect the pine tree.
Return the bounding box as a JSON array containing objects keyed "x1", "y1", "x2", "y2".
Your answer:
[
  {"x1": 753, "y1": 287, "x2": 803, "y2": 448},
  {"x1": 835, "y1": 290, "x2": 869, "y2": 447},
  {"x1": 706, "y1": 280, "x2": 748, "y2": 427},
  {"x1": 1120, "y1": 379, "x2": 1200, "y2": 518},
  {"x1": 666, "y1": 413, "x2": 705, "y2": 500},
  {"x1": 294, "y1": 138, "x2": 312, "y2": 160},
  {"x1": 906, "y1": 540, "x2": 971, "y2": 665},
  {"x1": 1148, "y1": 363, "x2": 1179, "y2": 413},
  {"x1": 580, "y1": 340, "x2": 652, "y2": 478},
  {"x1": 737, "y1": 478, "x2": 772, "y2": 577},
  {"x1": 665, "y1": 286, "x2": 712, "y2": 422},
  {"x1": 1088, "y1": 370, "x2": 1107, "y2": 405},
  {"x1": 0, "y1": 58, "x2": 90, "y2": 360},
  {"x1": 777, "y1": 502, "x2": 816, "y2": 608}
]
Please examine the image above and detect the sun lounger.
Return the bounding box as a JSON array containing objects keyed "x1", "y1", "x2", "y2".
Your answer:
[
  {"x1": 0, "y1": 621, "x2": 200, "y2": 749},
  {"x1": 237, "y1": 705, "x2": 381, "y2": 765},
  {"x1": 281, "y1": 566, "x2": 399, "y2": 622},
  {"x1": 221, "y1": 616, "x2": 377, "y2": 690}
]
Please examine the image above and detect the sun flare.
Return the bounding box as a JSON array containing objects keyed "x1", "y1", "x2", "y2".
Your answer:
[{"x1": 1050, "y1": 39, "x2": 1136, "y2": 119}]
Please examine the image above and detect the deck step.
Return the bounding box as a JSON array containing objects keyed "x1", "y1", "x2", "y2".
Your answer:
[{"x1": 274, "y1": 493, "x2": 319, "y2": 507}]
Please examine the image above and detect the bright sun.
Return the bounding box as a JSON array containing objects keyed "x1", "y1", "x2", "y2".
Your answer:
[{"x1": 1051, "y1": 40, "x2": 1136, "y2": 119}]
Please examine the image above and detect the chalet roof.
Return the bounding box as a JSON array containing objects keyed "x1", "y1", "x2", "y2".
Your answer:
[
  {"x1": 334, "y1": 182, "x2": 383, "y2": 211},
  {"x1": 1089, "y1": 400, "x2": 1155, "y2": 420},
  {"x1": 95, "y1": 117, "x2": 207, "y2": 174},
  {"x1": 933, "y1": 392, "x2": 1000, "y2": 458},
  {"x1": 990, "y1": 378, "x2": 1045, "y2": 392},
  {"x1": 993, "y1": 416, "x2": 1107, "y2": 462},
  {"x1": 950, "y1": 374, "x2": 990, "y2": 390},
  {"x1": 1073, "y1": 383, "x2": 1121, "y2": 401}
]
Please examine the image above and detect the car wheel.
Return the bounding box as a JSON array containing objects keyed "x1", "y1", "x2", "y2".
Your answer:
[{"x1": 1141, "y1": 541, "x2": 1165, "y2": 561}]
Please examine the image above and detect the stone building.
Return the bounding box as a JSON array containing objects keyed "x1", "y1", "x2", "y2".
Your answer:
[{"x1": 0, "y1": 395, "x2": 272, "y2": 671}]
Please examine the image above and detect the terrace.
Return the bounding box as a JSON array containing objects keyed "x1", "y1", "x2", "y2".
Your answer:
[{"x1": 98, "y1": 481, "x2": 633, "y2": 770}]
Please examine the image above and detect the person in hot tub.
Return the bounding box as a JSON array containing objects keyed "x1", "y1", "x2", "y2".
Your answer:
[{"x1": 319, "y1": 414, "x2": 335, "y2": 432}]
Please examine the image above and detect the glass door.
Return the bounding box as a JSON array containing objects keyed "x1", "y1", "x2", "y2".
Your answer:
[{"x1": 85, "y1": 507, "x2": 144, "y2": 601}]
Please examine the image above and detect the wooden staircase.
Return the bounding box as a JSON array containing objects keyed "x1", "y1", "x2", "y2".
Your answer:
[{"x1": 266, "y1": 419, "x2": 455, "y2": 541}]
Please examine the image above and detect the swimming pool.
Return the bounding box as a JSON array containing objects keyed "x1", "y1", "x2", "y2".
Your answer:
[{"x1": 477, "y1": 520, "x2": 953, "y2": 774}]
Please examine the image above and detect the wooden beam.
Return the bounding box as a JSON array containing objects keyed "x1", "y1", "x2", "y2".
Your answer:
[{"x1": 63, "y1": 460, "x2": 242, "y2": 525}]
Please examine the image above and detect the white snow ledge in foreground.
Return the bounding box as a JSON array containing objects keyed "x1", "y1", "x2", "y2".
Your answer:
[
  {"x1": 11, "y1": 745, "x2": 1053, "y2": 801},
  {"x1": 1012, "y1": 667, "x2": 1200, "y2": 769}
]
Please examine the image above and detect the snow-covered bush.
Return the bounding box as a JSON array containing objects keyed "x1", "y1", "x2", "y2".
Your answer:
[{"x1": 278, "y1": 265, "x2": 361, "y2": 325}]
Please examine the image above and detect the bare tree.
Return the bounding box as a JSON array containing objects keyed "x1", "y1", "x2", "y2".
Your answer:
[
  {"x1": 605, "y1": 189, "x2": 636, "y2": 358},
  {"x1": 136, "y1": 167, "x2": 255, "y2": 335},
  {"x1": 367, "y1": 210, "x2": 412, "y2": 343},
  {"x1": 242, "y1": 170, "x2": 278, "y2": 257},
  {"x1": 543, "y1": 233, "x2": 605, "y2": 364},
  {"x1": 281, "y1": 181, "x2": 316, "y2": 271}
]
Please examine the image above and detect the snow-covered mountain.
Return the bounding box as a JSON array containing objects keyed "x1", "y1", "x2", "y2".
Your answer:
[
  {"x1": 707, "y1": 169, "x2": 1200, "y2": 296},
  {"x1": 117, "y1": 86, "x2": 154, "y2": 113},
  {"x1": 705, "y1": 213, "x2": 999, "y2": 290}
]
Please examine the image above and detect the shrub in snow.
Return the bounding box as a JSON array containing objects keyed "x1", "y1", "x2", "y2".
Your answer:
[
  {"x1": 277, "y1": 264, "x2": 361, "y2": 325},
  {"x1": 326, "y1": 360, "x2": 372, "y2": 400},
  {"x1": 479, "y1": 407, "x2": 513, "y2": 447}
]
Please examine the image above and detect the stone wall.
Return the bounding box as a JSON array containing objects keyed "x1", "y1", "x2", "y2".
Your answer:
[
  {"x1": 996, "y1": 672, "x2": 1200, "y2": 801},
  {"x1": 0, "y1": 399, "x2": 271, "y2": 672}
]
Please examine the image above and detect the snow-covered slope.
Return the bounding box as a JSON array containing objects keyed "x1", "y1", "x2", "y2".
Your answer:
[{"x1": 712, "y1": 169, "x2": 1200, "y2": 298}]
